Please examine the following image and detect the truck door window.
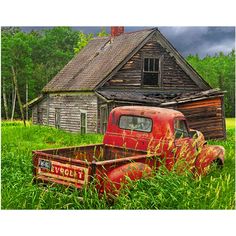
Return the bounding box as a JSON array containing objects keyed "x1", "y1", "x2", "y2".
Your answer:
[
  {"x1": 174, "y1": 119, "x2": 189, "y2": 139},
  {"x1": 119, "y1": 115, "x2": 152, "y2": 132}
]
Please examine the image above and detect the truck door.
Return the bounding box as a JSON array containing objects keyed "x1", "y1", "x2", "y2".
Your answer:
[{"x1": 173, "y1": 119, "x2": 196, "y2": 173}]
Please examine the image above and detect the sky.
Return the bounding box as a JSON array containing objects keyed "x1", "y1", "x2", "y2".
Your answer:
[{"x1": 21, "y1": 26, "x2": 235, "y2": 58}]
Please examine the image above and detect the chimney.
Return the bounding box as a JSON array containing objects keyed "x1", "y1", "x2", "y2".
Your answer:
[{"x1": 111, "y1": 27, "x2": 124, "y2": 37}]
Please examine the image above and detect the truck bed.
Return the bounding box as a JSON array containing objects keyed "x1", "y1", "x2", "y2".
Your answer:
[
  {"x1": 34, "y1": 144, "x2": 145, "y2": 161},
  {"x1": 33, "y1": 144, "x2": 147, "y2": 189}
]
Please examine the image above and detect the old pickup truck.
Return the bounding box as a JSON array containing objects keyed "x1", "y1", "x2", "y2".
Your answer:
[{"x1": 33, "y1": 106, "x2": 225, "y2": 195}]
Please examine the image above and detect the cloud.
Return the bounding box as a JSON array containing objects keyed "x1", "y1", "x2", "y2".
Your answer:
[
  {"x1": 201, "y1": 39, "x2": 235, "y2": 55},
  {"x1": 159, "y1": 27, "x2": 235, "y2": 57},
  {"x1": 20, "y1": 26, "x2": 235, "y2": 58}
]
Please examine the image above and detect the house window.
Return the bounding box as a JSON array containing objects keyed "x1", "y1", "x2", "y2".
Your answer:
[
  {"x1": 80, "y1": 112, "x2": 87, "y2": 134},
  {"x1": 100, "y1": 105, "x2": 108, "y2": 134},
  {"x1": 55, "y1": 108, "x2": 61, "y2": 129},
  {"x1": 143, "y1": 57, "x2": 160, "y2": 86}
]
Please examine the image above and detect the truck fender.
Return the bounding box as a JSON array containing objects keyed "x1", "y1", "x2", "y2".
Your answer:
[
  {"x1": 101, "y1": 162, "x2": 152, "y2": 196},
  {"x1": 195, "y1": 145, "x2": 225, "y2": 175}
]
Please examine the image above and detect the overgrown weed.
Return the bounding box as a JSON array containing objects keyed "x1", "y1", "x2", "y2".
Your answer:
[{"x1": 1, "y1": 120, "x2": 235, "y2": 209}]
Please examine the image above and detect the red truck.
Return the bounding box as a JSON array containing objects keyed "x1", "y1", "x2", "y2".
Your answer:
[{"x1": 33, "y1": 106, "x2": 225, "y2": 195}]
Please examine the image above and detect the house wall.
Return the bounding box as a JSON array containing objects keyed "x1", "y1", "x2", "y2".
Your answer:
[
  {"x1": 176, "y1": 97, "x2": 226, "y2": 140},
  {"x1": 32, "y1": 93, "x2": 98, "y2": 133},
  {"x1": 32, "y1": 93, "x2": 225, "y2": 139},
  {"x1": 102, "y1": 35, "x2": 201, "y2": 92},
  {"x1": 32, "y1": 97, "x2": 48, "y2": 125}
]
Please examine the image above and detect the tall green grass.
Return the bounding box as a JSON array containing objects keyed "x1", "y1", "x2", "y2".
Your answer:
[{"x1": 1, "y1": 120, "x2": 235, "y2": 209}]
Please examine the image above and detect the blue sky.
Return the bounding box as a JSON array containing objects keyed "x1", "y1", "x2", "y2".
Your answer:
[{"x1": 20, "y1": 26, "x2": 235, "y2": 58}]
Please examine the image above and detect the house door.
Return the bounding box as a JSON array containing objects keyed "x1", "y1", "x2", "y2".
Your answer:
[{"x1": 100, "y1": 105, "x2": 108, "y2": 134}]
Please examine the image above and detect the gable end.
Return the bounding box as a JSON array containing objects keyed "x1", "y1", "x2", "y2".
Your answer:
[{"x1": 100, "y1": 31, "x2": 209, "y2": 92}]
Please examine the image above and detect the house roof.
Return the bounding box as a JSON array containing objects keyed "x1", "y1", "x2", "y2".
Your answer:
[
  {"x1": 43, "y1": 29, "x2": 155, "y2": 92},
  {"x1": 43, "y1": 28, "x2": 211, "y2": 93}
]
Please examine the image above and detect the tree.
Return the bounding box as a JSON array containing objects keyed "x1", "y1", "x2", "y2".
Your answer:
[
  {"x1": 1, "y1": 27, "x2": 88, "y2": 120},
  {"x1": 74, "y1": 31, "x2": 94, "y2": 54},
  {"x1": 1, "y1": 27, "x2": 31, "y2": 121},
  {"x1": 74, "y1": 27, "x2": 109, "y2": 54},
  {"x1": 30, "y1": 27, "x2": 82, "y2": 94},
  {"x1": 186, "y1": 50, "x2": 235, "y2": 117}
]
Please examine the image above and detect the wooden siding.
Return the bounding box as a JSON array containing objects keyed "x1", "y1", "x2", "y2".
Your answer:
[
  {"x1": 177, "y1": 97, "x2": 226, "y2": 140},
  {"x1": 32, "y1": 93, "x2": 225, "y2": 139},
  {"x1": 33, "y1": 93, "x2": 98, "y2": 133},
  {"x1": 103, "y1": 36, "x2": 201, "y2": 91},
  {"x1": 32, "y1": 97, "x2": 48, "y2": 125}
]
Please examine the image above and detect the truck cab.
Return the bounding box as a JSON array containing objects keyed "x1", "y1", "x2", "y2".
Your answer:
[{"x1": 104, "y1": 106, "x2": 224, "y2": 173}]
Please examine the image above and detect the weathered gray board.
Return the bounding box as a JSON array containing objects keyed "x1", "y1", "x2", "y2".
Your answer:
[{"x1": 32, "y1": 93, "x2": 97, "y2": 133}]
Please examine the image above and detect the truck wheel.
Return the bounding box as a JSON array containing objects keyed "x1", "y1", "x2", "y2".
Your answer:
[{"x1": 207, "y1": 158, "x2": 223, "y2": 174}]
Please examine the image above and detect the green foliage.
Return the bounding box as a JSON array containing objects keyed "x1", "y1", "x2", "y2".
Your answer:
[
  {"x1": 1, "y1": 27, "x2": 107, "y2": 120},
  {"x1": 186, "y1": 51, "x2": 235, "y2": 117},
  {"x1": 74, "y1": 31, "x2": 94, "y2": 54},
  {"x1": 73, "y1": 27, "x2": 108, "y2": 54},
  {"x1": 1, "y1": 120, "x2": 235, "y2": 209},
  {"x1": 2, "y1": 31, "x2": 33, "y2": 85},
  {"x1": 97, "y1": 27, "x2": 109, "y2": 37}
]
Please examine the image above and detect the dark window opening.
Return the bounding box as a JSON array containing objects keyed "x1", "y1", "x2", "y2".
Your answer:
[
  {"x1": 143, "y1": 57, "x2": 160, "y2": 86},
  {"x1": 143, "y1": 73, "x2": 159, "y2": 86}
]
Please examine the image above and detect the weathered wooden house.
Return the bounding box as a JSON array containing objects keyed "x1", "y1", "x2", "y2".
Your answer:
[{"x1": 29, "y1": 27, "x2": 226, "y2": 140}]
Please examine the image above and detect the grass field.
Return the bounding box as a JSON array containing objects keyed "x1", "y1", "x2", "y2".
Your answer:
[{"x1": 1, "y1": 119, "x2": 235, "y2": 209}]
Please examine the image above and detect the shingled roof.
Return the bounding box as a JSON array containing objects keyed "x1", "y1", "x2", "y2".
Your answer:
[
  {"x1": 43, "y1": 28, "x2": 211, "y2": 92},
  {"x1": 43, "y1": 29, "x2": 155, "y2": 92}
]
